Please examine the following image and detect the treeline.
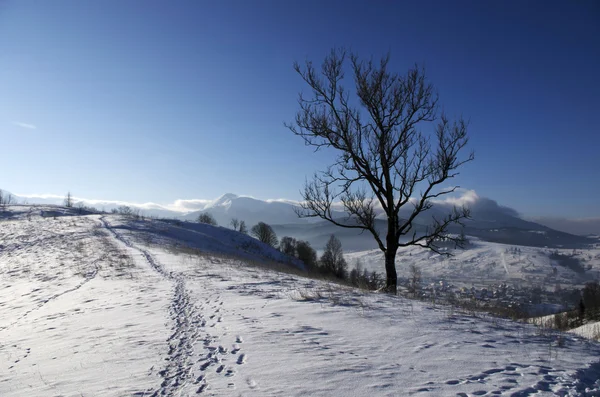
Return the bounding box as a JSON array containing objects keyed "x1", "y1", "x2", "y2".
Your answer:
[
  {"x1": 280, "y1": 234, "x2": 385, "y2": 290},
  {"x1": 0, "y1": 190, "x2": 16, "y2": 209},
  {"x1": 195, "y1": 212, "x2": 385, "y2": 291},
  {"x1": 549, "y1": 281, "x2": 600, "y2": 331},
  {"x1": 196, "y1": 213, "x2": 383, "y2": 289}
]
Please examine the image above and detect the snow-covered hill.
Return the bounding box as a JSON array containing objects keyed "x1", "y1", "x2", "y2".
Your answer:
[
  {"x1": 347, "y1": 237, "x2": 600, "y2": 289},
  {"x1": 1, "y1": 206, "x2": 600, "y2": 396}
]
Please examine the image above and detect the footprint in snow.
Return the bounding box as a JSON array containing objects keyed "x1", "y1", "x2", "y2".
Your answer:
[
  {"x1": 483, "y1": 368, "x2": 504, "y2": 375},
  {"x1": 236, "y1": 354, "x2": 246, "y2": 365},
  {"x1": 236, "y1": 336, "x2": 243, "y2": 343},
  {"x1": 200, "y1": 361, "x2": 211, "y2": 371}
]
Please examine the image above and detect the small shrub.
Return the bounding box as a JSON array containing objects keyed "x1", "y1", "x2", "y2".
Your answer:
[{"x1": 197, "y1": 212, "x2": 218, "y2": 226}]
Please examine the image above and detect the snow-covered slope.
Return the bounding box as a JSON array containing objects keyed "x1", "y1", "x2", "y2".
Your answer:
[
  {"x1": 1, "y1": 206, "x2": 600, "y2": 396},
  {"x1": 347, "y1": 237, "x2": 600, "y2": 289},
  {"x1": 570, "y1": 321, "x2": 600, "y2": 340}
]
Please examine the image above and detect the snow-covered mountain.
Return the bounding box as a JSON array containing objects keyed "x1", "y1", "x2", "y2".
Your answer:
[
  {"x1": 188, "y1": 192, "x2": 547, "y2": 230},
  {"x1": 188, "y1": 193, "x2": 593, "y2": 250},
  {"x1": 182, "y1": 193, "x2": 345, "y2": 226}
]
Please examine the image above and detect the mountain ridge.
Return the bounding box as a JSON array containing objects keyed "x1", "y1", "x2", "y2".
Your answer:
[{"x1": 2, "y1": 188, "x2": 594, "y2": 249}]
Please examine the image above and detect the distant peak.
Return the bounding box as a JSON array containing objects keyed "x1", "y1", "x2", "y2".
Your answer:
[
  {"x1": 205, "y1": 193, "x2": 239, "y2": 209},
  {"x1": 218, "y1": 193, "x2": 239, "y2": 201}
]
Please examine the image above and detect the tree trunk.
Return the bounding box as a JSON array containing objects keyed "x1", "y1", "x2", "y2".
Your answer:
[{"x1": 384, "y1": 246, "x2": 398, "y2": 294}]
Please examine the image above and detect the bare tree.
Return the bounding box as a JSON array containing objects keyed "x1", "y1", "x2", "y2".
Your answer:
[
  {"x1": 238, "y1": 220, "x2": 248, "y2": 234},
  {"x1": 197, "y1": 212, "x2": 218, "y2": 226},
  {"x1": 279, "y1": 236, "x2": 297, "y2": 256},
  {"x1": 118, "y1": 205, "x2": 133, "y2": 216},
  {"x1": 230, "y1": 218, "x2": 240, "y2": 230},
  {"x1": 408, "y1": 264, "x2": 422, "y2": 297},
  {"x1": 76, "y1": 202, "x2": 87, "y2": 215},
  {"x1": 251, "y1": 222, "x2": 278, "y2": 248},
  {"x1": 64, "y1": 192, "x2": 73, "y2": 208},
  {"x1": 295, "y1": 240, "x2": 317, "y2": 269},
  {"x1": 287, "y1": 48, "x2": 474, "y2": 293},
  {"x1": 0, "y1": 190, "x2": 14, "y2": 210},
  {"x1": 320, "y1": 234, "x2": 348, "y2": 279}
]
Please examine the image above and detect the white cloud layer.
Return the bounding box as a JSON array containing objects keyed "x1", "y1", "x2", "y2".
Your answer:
[
  {"x1": 10, "y1": 189, "x2": 501, "y2": 216},
  {"x1": 12, "y1": 121, "x2": 37, "y2": 130}
]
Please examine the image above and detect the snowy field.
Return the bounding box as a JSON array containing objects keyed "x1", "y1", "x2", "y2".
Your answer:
[
  {"x1": 1, "y1": 206, "x2": 600, "y2": 396},
  {"x1": 347, "y1": 239, "x2": 600, "y2": 289}
]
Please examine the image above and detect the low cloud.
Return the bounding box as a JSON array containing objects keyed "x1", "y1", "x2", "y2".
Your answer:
[
  {"x1": 265, "y1": 189, "x2": 484, "y2": 215},
  {"x1": 168, "y1": 199, "x2": 212, "y2": 212},
  {"x1": 265, "y1": 198, "x2": 302, "y2": 205},
  {"x1": 431, "y1": 188, "x2": 480, "y2": 207},
  {"x1": 16, "y1": 193, "x2": 178, "y2": 213},
  {"x1": 12, "y1": 121, "x2": 37, "y2": 130}
]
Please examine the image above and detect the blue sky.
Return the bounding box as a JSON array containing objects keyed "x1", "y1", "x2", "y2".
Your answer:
[{"x1": 1, "y1": 0, "x2": 598, "y2": 218}]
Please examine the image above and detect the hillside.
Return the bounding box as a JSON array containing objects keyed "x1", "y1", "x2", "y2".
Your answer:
[
  {"x1": 347, "y1": 237, "x2": 600, "y2": 290},
  {"x1": 1, "y1": 206, "x2": 600, "y2": 396}
]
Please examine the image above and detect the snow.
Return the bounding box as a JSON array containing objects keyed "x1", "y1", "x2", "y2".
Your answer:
[
  {"x1": 346, "y1": 238, "x2": 600, "y2": 289},
  {"x1": 570, "y1": 322, "x2": 600, "y2": 341},
  {"x1": 203, "y1": 193, "x2": 240, "y2": 210},
  {"x1": 1, "y1": 206, "x2": 600, "y2": 396}
]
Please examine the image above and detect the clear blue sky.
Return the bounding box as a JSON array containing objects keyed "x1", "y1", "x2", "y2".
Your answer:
[{"x1": 1, "y1": 0, "x2": 598, "y2": 217}]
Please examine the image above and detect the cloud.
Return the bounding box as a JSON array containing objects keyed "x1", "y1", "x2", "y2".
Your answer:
[
  {"x1": 12, "y1": 121, "x2": 37, "y2": 130},
  {"x1": 16, "y1": 193, "x2": 178, "y2": 212},
  {"x1": 265, "y1": 198, "x2": 302, "y2": 205},
  {"x1": 17, "y1": 193, "x2": 63, "y2": 199},
  {"x1": 263, "y1": 189, "x2": 483, "y2": 216},
  {"x1": 431, "y1": 188, "x2": 480, "y2": 207},
  {"x1": 168, "y1": 199, "x2": 212, "y2": 212},
  {"x1": 15, "y1": 193, "x2": 215, "y2": 214}
]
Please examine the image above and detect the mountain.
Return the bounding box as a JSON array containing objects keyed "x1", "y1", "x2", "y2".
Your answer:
[
  {"x1": 182, "y1": 193, "x2": 346, "y2": 227},
  {"x1": 4, "y1": 188, "x2": 594, "y2": 250},
  {"x1": 188, "y1": 193, "x2": 593, "y2": 251}
]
